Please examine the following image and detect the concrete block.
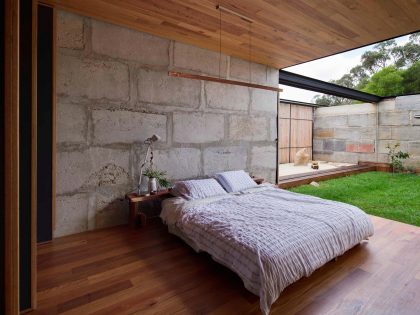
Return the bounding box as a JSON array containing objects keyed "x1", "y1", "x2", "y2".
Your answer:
[
  {"x1": 331, "y1": 151, "x2": 359, "y2": 164},
  {"x1": 334, "y1": 140, "x2": 346, "y2": 152},
  {"x1": 313, "y1": 139, "x2": 323, "y2": 151},
  {"x1": 347, "y1": 114, "x2": 376, "y2": 127},
  {"x1": 229, "y1": 115, "x2": 268, "y2": 141},
  {"x1": 154, "y1": 148, "x2": 201, "y2": 180},
  {"x1": 230, "y1": 57, "x2": 268, "y2": 85},
  {"x1": 378, "y1": 99, "x2": 395, "y2": 112},
  {"x1": 138, "y1": 69, "x2": 200, "y2": 108},
  {"x1": 56, "y1": 150, "x2": 92, "y2": 195},
  {"x1": 335, "y1": 128, "x2": 375, "y2": 140},
  {"x1": 88, "y1": 148, "x2": 131, "y2": 187},
  {"x1": 404, "y1": 156, "x2": 420, "y2": 172},
  {"x1": 92, "y1": 20, "x2": 169, "y2": 66},
  {"x1": 55, "y1": 193, "x2": 89, "y2": 237},
  {"x1": 315, "y1": 103, "x2": 376, "y2": 116},
  {"x1": 56, "y1": 103, "x2": 87, "y2": 144},
  {"x1": 357, "y1": 153, "x2": 377, "y2": 162},
  {"x1": 378, "y1": 140, "x2": 408, "y2": 154},
  {"x1": 346, "y1": 141, "x2": 375, "y2": 153},
  {"x1": 408, "y1": 141, "x2": 420, "y2": 155},
  {"x1": 314, "y1": 128, "x2": 334, "y2": 139},
  {"x1": 251, "y1": 89, "x2": 277, "y2": 113},
  {"x1": 313, "y1": 152, "x2": 334, "y2": 162},
  {"x1": 378, "y1": 127, "x2": 392, "y2": 140},
  {"x1": 94, "y1": 190, "x2": 128, "y2": 229},
  {"x1": 203, "y1": 146, "x2": 247, "y2": 175},
  {"x1": 173, "y1": 112, "x2": 224, "y2": 143},
  {"x1": 267, "y1": 67, "x2": 279, "y2": 86},
  {"x1": 379, "y1": 111, "x2": 410, "y2": 126},
  {"x1": 392, "y1": 126, "x2": 420, "y2": 141},
  {"x1": 411, "y1": 110, "x2": 420, "y2": 126},
  {"x1": 56, "y1": 147, "x2": 130, "y2": 194},
  {"x1": 174, "y1": 42, "x2": 227, "y2": 76},
  {"x1": 358, "y1": 142, "x2": 375, "y2": 153},
  {"x1": 92, "y1": 109, "x2": 167, "y2": 145},
  {"x1": 205, "y1": 82, "x2": 249, "y2": 111},
  {"x1": 251, "y1": 145, "x2": 276, "y2": 168},
  {"x1": 323, "y1": 139, "x2": 334, "y2": 151},
  {"x1": 57, "y1": 54, "x2": 129, "y2": 101},
  {"x1": 396, "y1": 95, "x2": 420, "y2": 110},
  {"x1": 269, "y1": 118, "x2": 277, "y2": 141},
  {"x1": 314, "y1": 115, "x2": 347, "y2": 128},
  {"x1": 57, "y1": 10, "x2": 84, "y2": 49}
]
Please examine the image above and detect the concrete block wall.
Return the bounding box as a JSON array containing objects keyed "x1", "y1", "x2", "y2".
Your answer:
[
  {"x1": 55, "y1": 11, "x2": 279, "y2": 237},
  {"x1": 313, "y1": 95, "x2": 420, "y2": 169}
]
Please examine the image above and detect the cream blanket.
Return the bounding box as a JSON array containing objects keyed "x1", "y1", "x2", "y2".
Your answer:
[{"x1": 161, "y1": 186, "x2": 374, "y2": 314}]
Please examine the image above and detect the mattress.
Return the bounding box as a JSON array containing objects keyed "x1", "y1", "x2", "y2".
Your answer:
[{"x1": 160, "y1": 185, "x2": 374, "y2": 314}]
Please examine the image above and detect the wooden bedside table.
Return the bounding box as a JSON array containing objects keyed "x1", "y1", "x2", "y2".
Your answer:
[
  {"x1": 125, "y1": 190, "x2": 172, "y2": 228},
  {"x1": 252, "y1": 176, "x2": 264, "y2": 185}
]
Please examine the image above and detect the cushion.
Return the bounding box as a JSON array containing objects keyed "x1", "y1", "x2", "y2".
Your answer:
[
  {"x1": 172, "y1": 178, "x2": 227, "y2": 200},
  {"x1": 215, "y1": 170, "x2": 257, "y2": 193}
]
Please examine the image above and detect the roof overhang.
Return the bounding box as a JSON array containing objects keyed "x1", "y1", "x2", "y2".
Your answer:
[{"x1": 41, "y1": 0, "x2": 420, "y2": 69}]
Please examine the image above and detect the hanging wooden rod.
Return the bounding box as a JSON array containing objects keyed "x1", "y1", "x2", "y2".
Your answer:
[
  {"x1": 168, "y1": 71, "x2": 282, "y2": 92},
  {"x1": 216, "y1": 5, "x2": 254, "y2": 23}
]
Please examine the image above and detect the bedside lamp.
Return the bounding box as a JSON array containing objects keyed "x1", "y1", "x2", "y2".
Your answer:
[{"x1": 138, "y1": 134, "x2": 161, "y2": 194}]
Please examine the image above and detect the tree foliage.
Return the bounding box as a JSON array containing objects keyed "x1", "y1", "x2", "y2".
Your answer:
[{"x1": 313, "y1": 32, "x2": 420, "y2": 105}]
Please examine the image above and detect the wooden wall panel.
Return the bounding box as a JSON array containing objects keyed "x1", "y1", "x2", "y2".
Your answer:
[
  {"x1": 278, "y1": 103, "x2": 313, "y2": 164},
  {"x1": 291, "y1": 105, "x2": 313, "y2": 120}
]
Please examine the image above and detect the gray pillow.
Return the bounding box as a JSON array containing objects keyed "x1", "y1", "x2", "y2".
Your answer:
[{"x1": 172, "y1": 178, "x2": 227, "y2": 200}]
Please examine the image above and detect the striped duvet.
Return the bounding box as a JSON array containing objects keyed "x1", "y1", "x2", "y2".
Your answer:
[{"x1": 161, "y1": 186, "x2": 374, "y2": 314}]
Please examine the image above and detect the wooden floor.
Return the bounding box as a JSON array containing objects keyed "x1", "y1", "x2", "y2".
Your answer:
[{"x1": 32, "y1": 216, "x2": 420, "y2": 315}]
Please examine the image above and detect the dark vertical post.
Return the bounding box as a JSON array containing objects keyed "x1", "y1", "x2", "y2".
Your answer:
[
  {"x1": 37, "y1": 5, "x2": 54, "y2": 243},
  {"x1": 19, "y1": 0, "x2": 34, "y2": 310}
]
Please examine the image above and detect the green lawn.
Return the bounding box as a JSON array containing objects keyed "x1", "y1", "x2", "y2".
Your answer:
[{"x1": 291, "y1": 171, "x2": 420, "y2": 227}]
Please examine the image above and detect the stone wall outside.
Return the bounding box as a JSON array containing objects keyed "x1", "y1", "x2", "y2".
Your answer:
[
  {"x1": 313, "y1": 96, "x2": 420, "y2": 170},
  {"x1": 55, "y1": 11, "x2": 279, "y2": 237}
]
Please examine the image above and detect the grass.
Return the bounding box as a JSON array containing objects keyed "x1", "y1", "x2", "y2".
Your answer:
[{"x1": 291, "y1": 171, "x2": 420, "y2": 227}]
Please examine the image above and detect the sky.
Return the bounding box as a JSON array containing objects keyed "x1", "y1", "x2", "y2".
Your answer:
[{"x1": 280, "y1": 34, "x2": 411, "y2": 103}]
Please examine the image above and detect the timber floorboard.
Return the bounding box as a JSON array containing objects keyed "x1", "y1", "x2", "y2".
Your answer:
[{"x1": 31, "y1": 216, "x2": 420, "y2": 315}]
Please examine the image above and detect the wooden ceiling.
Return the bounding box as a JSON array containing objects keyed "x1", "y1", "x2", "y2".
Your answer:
[{"x1": 42, "y1": 0, "x2": 420, "y2": 69}]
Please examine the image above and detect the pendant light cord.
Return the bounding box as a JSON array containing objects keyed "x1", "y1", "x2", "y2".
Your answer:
[
  {"x1": 248, "y1": 22, "x2": 252, "y2": 84},
  {"x1": 219, "y1": 8, "x2": 222, "y2": 79}
]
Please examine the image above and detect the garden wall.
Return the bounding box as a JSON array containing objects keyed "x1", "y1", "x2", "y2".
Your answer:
[
  {"x1": 55, "y1": 11, "x2": 279, "y2": 236},
  {"x1": 313, "y1": 95, "x2": 420, "y2": 171}
]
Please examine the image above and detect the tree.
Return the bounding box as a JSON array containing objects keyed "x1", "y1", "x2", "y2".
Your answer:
[
  {"x1": 402, "y1": 61, "x2": 420, "y2": 94},
  {"x1": 361, "y1": 66, "x2": 404, "y2": 96},
  {"x1": 312, "y1": 32, "x2": 420, "y2": 105},
  {"x1": 312, "y1": 94, "x2": 352, "y2": 106}
]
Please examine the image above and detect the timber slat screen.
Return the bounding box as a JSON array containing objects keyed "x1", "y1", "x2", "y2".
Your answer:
[{"x1": 278, "y1": 103, "x2": 313, "y2": 164}]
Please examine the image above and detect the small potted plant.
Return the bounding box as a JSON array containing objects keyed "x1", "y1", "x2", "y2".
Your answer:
[{"x1": 143, "y1": 168, "x2": 171, "y2": 194}]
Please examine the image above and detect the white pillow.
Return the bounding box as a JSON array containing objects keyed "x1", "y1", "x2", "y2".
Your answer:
[
  {"x1": 172, "y1": 178, "x2": 227, "y2": 200},
  {"x1": 215, "y1": 170, "x2": 257, "y2": 193}
]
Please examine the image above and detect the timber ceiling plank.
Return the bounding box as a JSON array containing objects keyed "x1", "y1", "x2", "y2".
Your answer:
[{"x1": 41, "y1": 0, "x2": 420, "y2": 68}]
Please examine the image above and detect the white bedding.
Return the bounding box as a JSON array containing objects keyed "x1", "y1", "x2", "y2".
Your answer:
[{"x1": 161, "y1": 185, "x2": 374, "y2": 314}]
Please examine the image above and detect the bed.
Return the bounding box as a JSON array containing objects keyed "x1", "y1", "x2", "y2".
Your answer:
[{"x1": 160, "y1": 180, "x2": 374, "y2": 315}]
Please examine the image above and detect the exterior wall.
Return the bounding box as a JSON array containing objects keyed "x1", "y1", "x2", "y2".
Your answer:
[
  {"x1": 55, "y1": 11, "x2": 279, "y2": 237},
  {"x1": 313, "y1": 95, "x2": 420, "y2": 170}
]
